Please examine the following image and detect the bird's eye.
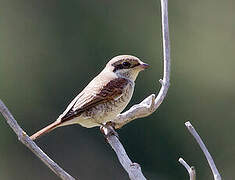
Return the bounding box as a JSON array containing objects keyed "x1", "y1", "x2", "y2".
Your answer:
[{"x1": 122, "y1": 61, "x2": 131, "y2": 68}]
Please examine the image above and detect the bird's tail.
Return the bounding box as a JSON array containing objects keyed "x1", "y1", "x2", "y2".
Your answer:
[{"x1": 30, "y1": 120, "x2": 62, "y2": 140}]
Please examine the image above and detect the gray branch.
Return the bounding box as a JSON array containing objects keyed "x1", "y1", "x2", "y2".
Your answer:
[
  {"x1": 185, "y1": 122, "x2": 221, "y2": 180},
  {"x1": 178, "y1": 158, "x2": 196, "y2": 180},
  {"x1": 103, "y1": 0, "x2": 171, "y2": 179},
  {"x1": 101, "y1": 125, "x2": 146, "y2": 180},
  {"x1": 0, "y1": 100, "x2": 76, "y2": 180},
  {"x1": 113, "y1": 0, "x2": 170, "y2": 129},
  {"x1": 0, "y1": 0, "x2": 171, "y2": 179}
]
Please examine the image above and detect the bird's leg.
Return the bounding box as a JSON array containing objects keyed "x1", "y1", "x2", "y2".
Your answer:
[{"x1": 100, "y1": 122, "x2": 119, "y2": 139}]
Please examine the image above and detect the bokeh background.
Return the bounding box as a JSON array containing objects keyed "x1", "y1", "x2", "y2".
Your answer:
[{"x1": 0, "y1": 0, "x2": 235, "y2": 179}]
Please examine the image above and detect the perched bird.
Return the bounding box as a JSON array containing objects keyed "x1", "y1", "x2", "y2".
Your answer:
[{"x1": 30, "y1": 55, "x2": 149, "y2": 140}]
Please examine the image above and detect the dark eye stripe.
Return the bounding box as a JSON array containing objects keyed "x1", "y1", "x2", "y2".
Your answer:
[
  {"x1": 113, "y1": 62, "x2": 140, "y2": 72},
  {"x1": 113, "y1": 64, "x2": 124, "y2": 72}
]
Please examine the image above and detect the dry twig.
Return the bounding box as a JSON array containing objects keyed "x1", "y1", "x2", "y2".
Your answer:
[
  {"x1": 179, "y1": 122, "x2": 221, "y2": 180},
  {"x1": 0, "y1": 100, "x2": 75, "y2": 180},
  {"x1": 113, "y1": 0, "x2": 170, "y2": 128},
  {"x1": 101, "y1": 125, "x2": 146, "y2": 180},
  {"x1": 178, "y1": 158, "x2": 196, "y2": 180},
  {"x1": 185, "y1": 122, "x2": 221, "y2": 180},
  {"x1": 0, "y1": 0, "x2": 171, "y2": 179},
  {"x1": 103, "y1": 0, "x2": 171, "y2": 179}
]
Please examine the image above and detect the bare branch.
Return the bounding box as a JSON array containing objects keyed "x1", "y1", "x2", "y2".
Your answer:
[
  {"x1": 185, "y1": 121, "x2": 221, "y2": 180},
  {"x1": 178, "y1": 158, "x2": 191, "y2": 173},
  {"x1": 0, "y1": 1, "x2": 171, "y2": 180},
  {"x1": 0, "y1": 100, "x2": 76, "y2": 180},
  {"x1": 102, "y1": 0, "x2": 171, "y2": 179},
  {"x1": 101, "y1": 125, "x2": 146, "y2": 180},
  {"x1": 112, "y1": 0, "x2": 171, "y2": 129},
  {"x1": 178, "y1": 158, "x2": 196, "y2": 180}
]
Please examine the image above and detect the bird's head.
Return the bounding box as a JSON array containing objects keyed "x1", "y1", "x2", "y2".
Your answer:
[{"x1": 105, "y1": 55, "x2": 149, "y2": 81}]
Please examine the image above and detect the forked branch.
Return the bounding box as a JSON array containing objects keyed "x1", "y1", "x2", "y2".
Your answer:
[
  {"x1": 103, "y1": 0, "x2": 171, "y2": 179},
  {"x1": 185, "y1": 122, "x2": 221, "y2": 180},
  {"x1": 178, "y1": 158, "x2": 196, "y2": 180},
  {"x1": 0, "y1": 0, "x2": 171, "y2": 179},
  {"x1": 113, "y1": 0, "x2": 170, "y2": 129},
  {"x1": 179, "y1": 121, "x2": 221, "y2": 180}
]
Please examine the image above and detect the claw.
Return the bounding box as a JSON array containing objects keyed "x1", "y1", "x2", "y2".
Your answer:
[{"x1": 100, "y1": 122, "x2": 119, "y2": 139}]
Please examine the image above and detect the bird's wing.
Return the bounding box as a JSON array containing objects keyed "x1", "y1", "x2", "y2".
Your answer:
[{"x1": 60, "y1": 77, "x2": 129, "y2": 122}]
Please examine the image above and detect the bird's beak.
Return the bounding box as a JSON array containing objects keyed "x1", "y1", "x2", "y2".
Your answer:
[{"x1": 139, "y1": 63, "x2": 150, "y2": 70}]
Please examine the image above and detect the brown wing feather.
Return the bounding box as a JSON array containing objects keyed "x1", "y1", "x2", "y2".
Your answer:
[{"x1": 61, "y1": 77, "x2": 129, "y2": 122}]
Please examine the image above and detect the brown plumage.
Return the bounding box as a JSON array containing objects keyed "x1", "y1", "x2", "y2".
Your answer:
[{"x1": 30, "y1": 55, "x2": 149, "y2": 140}]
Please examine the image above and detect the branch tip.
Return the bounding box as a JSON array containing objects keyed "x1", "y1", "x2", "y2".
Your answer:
[
  {"x1": 179, "y1": 157, "x2": 196, "y2": 180},
  {"x1": 178, "y1": 157, "x2": 191, "y2": 172},
  {"x1": 190, "y1": 166, "x2": 195, "y2": 171},
  {"x1": 185, "y1": 121, "x2": 221, "y2": 180},
  {"x1": 185, "y1": 121, "x2": 192, "y2": 127}
]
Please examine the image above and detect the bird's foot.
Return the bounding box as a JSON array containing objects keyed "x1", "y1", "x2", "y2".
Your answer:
[{"x1": 100, "y1": 122, "x2": 119, "y2": 139}]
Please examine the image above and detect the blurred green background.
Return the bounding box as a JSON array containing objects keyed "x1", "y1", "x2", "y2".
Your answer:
[{"x1": 0, "y1": 0, "x2": 235, "y2": 179}]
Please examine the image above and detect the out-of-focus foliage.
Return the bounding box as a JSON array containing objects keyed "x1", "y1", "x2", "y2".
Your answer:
[{"x1": 0, "y1": 0, "x2": 235, "y2": 179}]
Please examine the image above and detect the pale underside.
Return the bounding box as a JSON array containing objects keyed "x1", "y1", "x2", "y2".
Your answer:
[{"x1": 57, "y1": 70, "x2": 135, "y2": 128}]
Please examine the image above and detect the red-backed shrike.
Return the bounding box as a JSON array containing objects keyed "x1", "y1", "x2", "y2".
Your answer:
[{"x1": 30, "y1": 55, "x2": 149, "y2": 140}]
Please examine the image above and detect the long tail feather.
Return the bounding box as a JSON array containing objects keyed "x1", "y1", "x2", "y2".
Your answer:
[{"x1": 30, "y1": 120, "x2": 62, "y2": 140}]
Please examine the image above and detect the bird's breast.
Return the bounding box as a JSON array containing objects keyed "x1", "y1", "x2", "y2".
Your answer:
[{"x1": 81, "y1": 82, "x2": 134, "y2": 125}]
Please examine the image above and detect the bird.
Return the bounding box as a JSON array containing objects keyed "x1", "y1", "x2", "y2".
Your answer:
[{"x1": 30, "y1": 55, "x2": 149, "y2": 140}]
